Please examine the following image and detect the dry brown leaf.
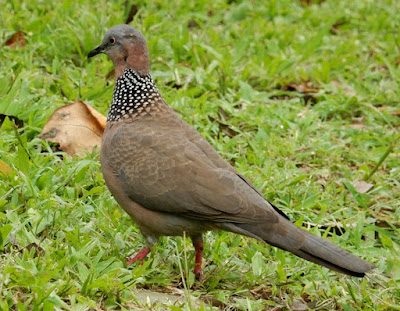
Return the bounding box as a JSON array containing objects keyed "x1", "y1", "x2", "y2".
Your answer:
[
  {"x1": 188, "y1": 19, "x2": 200, "y2": 29},
  {"x1": 208, "y1": 115, "x2": 239, "y2": 138},
  {"x1": 284, "y1": 81, "x2": 319, "y2": 94},
  {"x1": 274, "y1": 81, "x2": 320, "y2": 104},
  {"x1": 352, "y1": 180, "x2": 374, "y2": 194},
  {"x1": 0, "y1": 114, "x2": 24, "y2": 128},
  {"x1": 39, "y1": 101, "x2": 106, "y2": 156},
  {"x1": 250, "y1": 286, "x2": 272, "y2": 300},
  {"x1": 106, "y1": 68, "x2": 115, "y2": 79},
  {"x1": 0, "y1": 159, "x2": 12, "y2": 176},
  {"x1": 199, "y1": 296, "x2": 233, "y2": 310},
  {"x1": 24, "y1": 243, "x2": 45, "y2": 257},
  {"x1": 291, "y1": 299, "x2": 309, "y2": 311},
  {"x1": 3, "y1": 31, "x2": 26, "y2": 48},
  {"x1": 125, "y1": 4, "x2": 138, "y2": 24},
  {"x1": 330, "y1": 20, "x2": 348, "y2": 35}
]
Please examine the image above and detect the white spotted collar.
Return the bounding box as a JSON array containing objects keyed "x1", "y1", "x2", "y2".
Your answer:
[{"x1": 107, "y1": 68, "x2": 163, "y2": 123}]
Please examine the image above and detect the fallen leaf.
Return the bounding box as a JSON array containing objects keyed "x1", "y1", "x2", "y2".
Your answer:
[
  {"x1": 284, "y1": 81, "x2": 319, "y2": 94},
  {"x1": 125, "y1": 4, "x2": 138, "y2": 24},
  {"x1": 133, "y1": 289, "x2": 200, "y2": 307},
  {"x1": 199, "y1": 296, "x2": 234, "y2": 310},
  {"x1": 2, "y1": 30, "x2": 26, "y2": 48},
  {"x1": 165, "y1": 80, "x2": 182, "y2": 89},
  {"x1": 330, "y1": 19, "x2": 348, "y2": 35},
  {"x1": 188, "y1": 19, "x2": 200, "y2": 29},
  {"x1": 208, "y1": 115, "x2": 239, "y2": 138},
  {"x1": 352, "y1": 180, "x2": 374, "y2": 194},
  {"x1": 39, "y1": 101, "x2": 106, "y2": 156},
  {"x1": 291, "y1": 299, "x2": 308, "y2": 311},
  {"x1": 23, "y1": 243, "x2": 45, "y2": 257},
  {"x1": 271, "y1": 81, "x2": 320, "y2": 104},
  {"x1": 106, "y1": 68, "x2": 115, "y2": 79},
  {"x1": 0, "y1": 159, "x2": 12, "y2": 176},
  {"x1": 375, "y1": 219, "x2": 399, "y2": 229},
  {"x1": 218, "y1": 106, "x2": 231, "y2": 120},
  {"x1": 250, "y1": 286, "x2": 272, "y2": 300},
  {"x1": 0, "y1": 114, "x2": 24, "y2": 128}
]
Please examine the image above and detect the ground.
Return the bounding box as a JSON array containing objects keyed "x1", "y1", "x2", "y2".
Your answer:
[{"x1": 0, "y1": 0, "x2": 399, "y2": 310}]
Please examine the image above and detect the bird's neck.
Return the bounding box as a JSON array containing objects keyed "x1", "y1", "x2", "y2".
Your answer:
[{"x1": 107, "y1": 68, "x2": 163, "y2": 123}]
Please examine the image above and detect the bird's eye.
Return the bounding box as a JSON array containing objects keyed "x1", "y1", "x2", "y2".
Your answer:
[{"x1": 109, "y1": 36, "x2": 116, "y2": 45}]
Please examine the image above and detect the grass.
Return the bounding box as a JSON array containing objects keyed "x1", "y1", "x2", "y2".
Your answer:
[{"x1": 0, "y1": 0, "x2": 399, "y2": 309}]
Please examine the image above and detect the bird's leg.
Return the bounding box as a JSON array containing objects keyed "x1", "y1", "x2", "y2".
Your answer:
[
  {"x1": 191, "y1": 235, "x2": 204, "y2": 279},
  {"x1": 126, "y1": 246, "x2": 151, "y2": 265}
]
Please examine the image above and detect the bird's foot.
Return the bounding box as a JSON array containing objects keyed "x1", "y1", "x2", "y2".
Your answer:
[
  {"x1": 194, "y1": 265, "x2": 203, "y2": 281},
  {"x1": 126, "y1": 246, "x2": 151, "y2": 265}
]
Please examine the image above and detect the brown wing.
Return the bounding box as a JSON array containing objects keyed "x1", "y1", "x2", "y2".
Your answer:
[{"x1": 101, "y1": 111, "x2": 279, "y2": 224}]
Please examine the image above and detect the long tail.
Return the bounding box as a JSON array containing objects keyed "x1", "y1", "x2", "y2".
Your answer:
[{"x1": 234, "y1": 218, "x2": 375, "y2": 277}]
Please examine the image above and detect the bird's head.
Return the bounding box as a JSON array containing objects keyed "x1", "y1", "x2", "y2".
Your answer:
[{"x1": 88, "y1": 24, "x2": 149, "y2": 78}]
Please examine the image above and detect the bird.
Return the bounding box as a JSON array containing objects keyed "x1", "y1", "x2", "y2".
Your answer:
[{"x1": 88, "y1": 24, "x2": 375, "y2": 279}]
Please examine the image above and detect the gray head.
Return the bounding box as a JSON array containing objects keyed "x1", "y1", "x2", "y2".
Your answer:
[{"x1": 88, "y1": 25, "x2": 150, "y2": 77}]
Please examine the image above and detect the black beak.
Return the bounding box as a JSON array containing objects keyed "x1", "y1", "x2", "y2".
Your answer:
[{"x1": 87, "y1": 45, "x2": 103, "y2": 59}]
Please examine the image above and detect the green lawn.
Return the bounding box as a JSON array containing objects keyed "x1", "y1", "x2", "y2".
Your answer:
[{"x1": 1, "y1": 0, "x2": 399, "y2": 309}]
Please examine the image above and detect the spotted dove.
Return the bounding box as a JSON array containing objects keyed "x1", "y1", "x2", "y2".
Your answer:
[{"x1": 88, "y1": 24, "x2": 375, "y2": 279}]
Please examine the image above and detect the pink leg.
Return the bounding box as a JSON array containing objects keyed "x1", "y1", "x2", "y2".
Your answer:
[
  {"x1": 192, "y1": 239, "x2": 204, "y2": 279},
  {"x1": 126, "y1": 246, "x2": 151, "y2": 265}
]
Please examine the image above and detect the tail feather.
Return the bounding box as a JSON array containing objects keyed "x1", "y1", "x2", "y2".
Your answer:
[
  {"x1": 283, "y1": 231, "x2": 374, "y2": 277},
  {"x1": 289, "y1": 248, "x2": 365, "y2": 277},
  {"x1": 235, "y1": 219, "x2": 375, "y2": 277}
]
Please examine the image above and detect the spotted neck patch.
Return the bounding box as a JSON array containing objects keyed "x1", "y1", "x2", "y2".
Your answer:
[{"x1": 107, "y1": 68, "x2": 162, "y2": 123}]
